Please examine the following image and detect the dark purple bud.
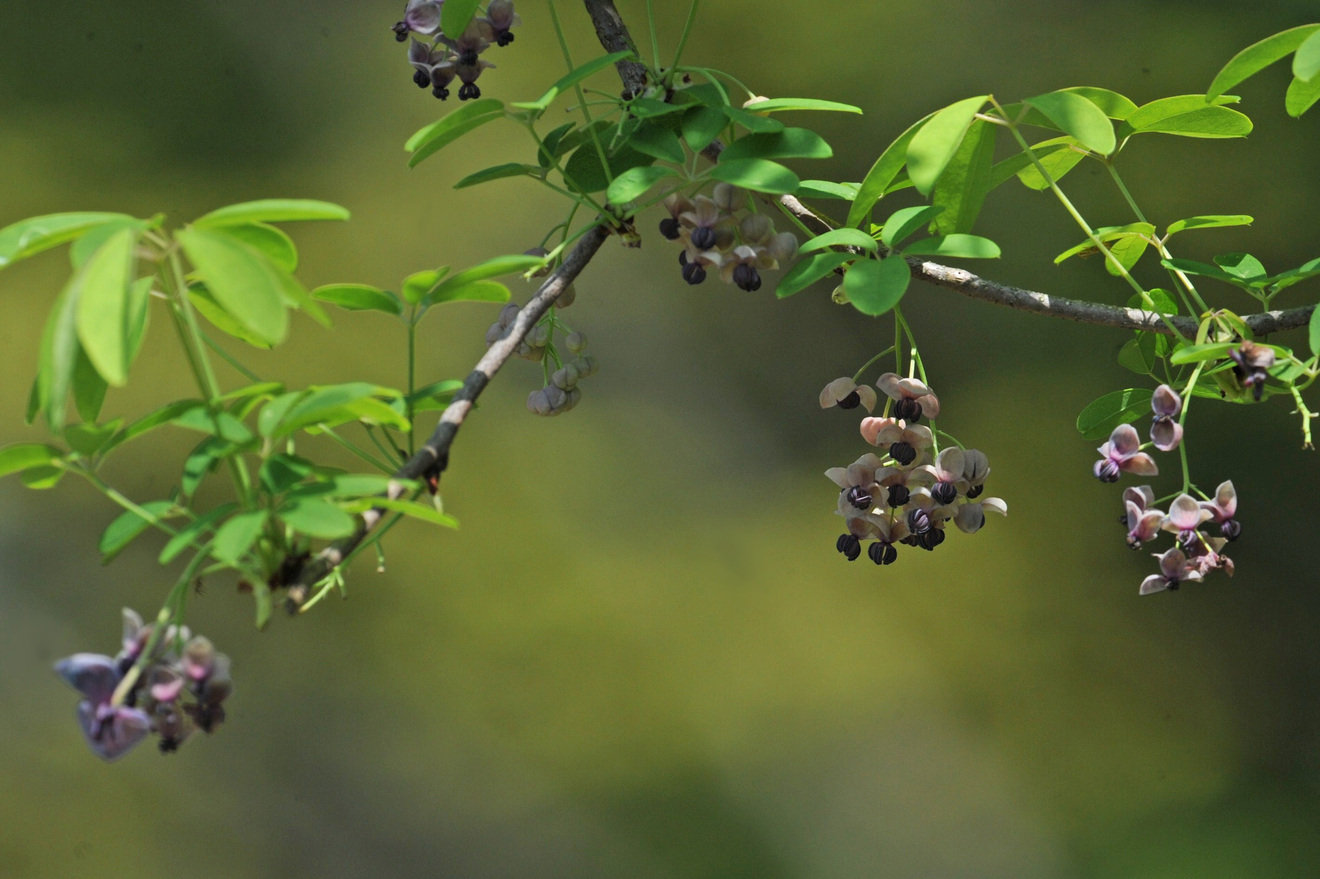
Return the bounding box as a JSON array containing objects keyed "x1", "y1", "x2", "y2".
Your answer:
[
  {"x1": 732, "y1": 264, "x2": 762, "y2": 292},
  {"x1": 889, "y1": 442, "x2": 916, "y2": 466},
  {"x1": 932, "y1": 481, "x2": 958, "y2": 505},
  {"x1": 681, "y1": 262, "x2": 706, "y2": 285},
  {"x1": 887, "y1": 484, "x2": 910, "y2": 507},
  {"x1": 659, "y1": 217, "x2": 681, "y2": 240},
  {"x1": 836, "y1": 533, "x2": 861, "y2": 561},
  {"x1": 1094, "y1": 459, "x2": 1121, "y2": 482},
  {"x1": 918, "y1": 528, "x2": 945, "y2": 550},
  {"x1": 432, "y1": 85, "x2": 450, "y2": 100},
  {"x1": 837, "y1": 390, "x2": 861, "y2": 410},
  {"x1": 906, "y1": 508, "x2": 931, "y2": 535},
  {"x1": 868, "y1": 542, "x2": 898, "y2": 565},
  {"x1": 845, "y1": 485, "x2": 872, "y2": 510},
  {"x1": 894, "y1": 398, "x2": 923, "y2": 423},
  {"x1": 1221, "y1": 518, "x2": 1241, "y2": 541},
  {"x1": 690, "y1": 226, "x2": 716, "y2": 250},
  {"x1": 496, "y1": 31, "x2": 515, "y2": 47},
  {"x1": 458, "y1": 82, "x2": 481, "y2": 100},
  {"x1": 393, "y1": 21, "x2": 410, "y2": 41},
  {"x1": 413, "y1": 68, "x2": 431, "y2": 88},
  {"x1": 966, "y1": 484, "x2": 984, "y2": 499}
]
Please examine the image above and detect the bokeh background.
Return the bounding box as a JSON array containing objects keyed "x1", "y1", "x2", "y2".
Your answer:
[{"x1": 3, "y1": 1, "x2": 1320, "y2": 876}]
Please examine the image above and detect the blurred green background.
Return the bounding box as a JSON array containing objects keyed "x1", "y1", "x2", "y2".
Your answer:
[{"x1": 3, "y1": 1, "x2": 1320, "y2": 876}]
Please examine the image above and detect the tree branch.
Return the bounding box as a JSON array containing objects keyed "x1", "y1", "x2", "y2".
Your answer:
[{"x1": 583, "y1": 0, "x2": 649, "y2": 97}]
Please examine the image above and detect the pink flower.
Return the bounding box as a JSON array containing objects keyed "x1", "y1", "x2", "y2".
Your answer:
[
  {"x1": 1150, "y1": 384, "x2": 1184, "y2": 451},
  {"x1": 876, "y1": 373, "x2": 940, "y2": 421},
  {"x1": 1139, "y1": 548, "x2": 1204, "y2": 595},
  {"x1": 1093, "y1": 424, "x2": 1158, "y2": 482}
]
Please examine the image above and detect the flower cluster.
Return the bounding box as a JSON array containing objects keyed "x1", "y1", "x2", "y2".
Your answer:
[
  {"x1": 1229, "y1": 340, "x2": 1276, "y2": 401},
  {"x1": 53, "y1": 608, "x2": 232, "y2": 761},
  {"x1": 486, "y1": 302, "x2": 599, "y2": 417},
  {"x1": 1093, "y1": 383, "x2": 1184, "y2": 483},
  {"x1": 393, "y1": 0, "x2": 520, "y2": 100},
  {"x1": 822, "y1": 372, "x2": 1006, "y2": 566},
  {"x1": 659, "y1": 184, "x2": 799, "y2": 292}
]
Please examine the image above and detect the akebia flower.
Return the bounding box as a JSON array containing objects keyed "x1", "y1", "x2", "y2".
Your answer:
[
  {"x1": 1150, "y1": 384, "x2": 1184, "y2": 451},
  {"x1": 820, "y1": 377, "x2": 877, "y2": 412},
  {"x1": 859, "y1": 417, "x2": 934, "y2": 466},
  {"x1": 1139, "y1": 547, "x2": 1204, "y2": 595},
  {"x1": 398, "y1": 0, "x2": 442, "y2": 37},
  {"x1": 1160, "y1": 493, "x2": 1213, "y2": 542},
  {"x1": 876, "y1": 373, "x2": 940, "y2": 422},
  {"x1": 960, "y1": 449, "x2": 990, "y2": 498},
  {"x1": 1199, "y1": 480, "x2": 1241, "y2": 540},
  {"x1": 1124, "y1": 495, "x2": 1165, "y2": 549},
  {"x1": 953, "y1": 496, "x2": 1008, "y2": 533},
  {"x1": 55, "y1": 653, "x2": 152, "y2": 761},
  {"x1": 1093, "y1": 424, "x2": 1158, "y2": 482},
  {"x1": 914, "y1": 447, "x2": 965, "y2": 505},
  {"x1": 484, "y1": 0, "x2": 520, "y2": 46},
  {"x1": 1229, "y1": 341, "x2": 1276, "y2": 401}
]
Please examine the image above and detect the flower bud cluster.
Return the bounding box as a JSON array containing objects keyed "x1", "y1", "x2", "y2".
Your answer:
[
  {"x1": 821, "y1": 372, "x2": 1007, "y2": 567},
  {"x1": 659, "y1": 184, "x2": 799, "y2": 292},
  {"x1": 394, "y1": 0, "x2": 520, "y2": 100},
  {"x1": 1121, "y1": 482, "x2": 1240, "y2": 594},
  {"x1": 486, "y1": 302, "x2": 599, "y2": 417},
  {"x1": 53, "y1": 608, "x2": 233, "y2": 761}
]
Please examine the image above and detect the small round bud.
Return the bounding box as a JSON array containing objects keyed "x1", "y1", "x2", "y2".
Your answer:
[
  {"x1": 690, "y1": 226, "x2": 717, "y2": 251},
  {"x1": 572, "y1": 354, "x2": 599, "y2": 377},
  {"x1": 739, "y1": 214, "x2": 774, "y2": 246},
  {"x1": 524, "y1": 248, "x2": 552, "y2": 277},
  {"x1": 413, "y1": 69, "x2": 431, "y2": 88},
  {"x1": 712, "y1": 182, "x2": 748, "y2": 212},
  {"x1": 527, "y1": 388, "x2": 554, "y2": 416},
  {"x1": 563, "y1": 387, "x2": 583, "y2": 412},
  {"x1": 498, "y1": 303, "x2": 520, "y2": 328},
  {"x1": 659, "y1": 217, "x2": 681, "y2": 240},
  {"x1": 831, "y1": 285, "x2": 848, "y2": 305},
  {"x1": 551, "y1": 364, "x2": 581, "y2": 390},
  {"x1": 682, "y1": 262, "x2": 707, "y2": 285},
  {"x1": 732, "y1": 264, "x2": 762, "y2": 292},
  {"x1": 558, "y1": 282, "x2": 577, "y2": 308},
  {"x1": 1221, "y1": 519, "x2": 1241, "y2": 541},
  {"x1": 527, "y1": 324, "x2": 551, "y2": 348},
  {"x1": 566, "y1": 331, "x2": 588, "y2": 354},
  {"x1": 768, "y1": 231, "x2": 799, "y2": 263}
]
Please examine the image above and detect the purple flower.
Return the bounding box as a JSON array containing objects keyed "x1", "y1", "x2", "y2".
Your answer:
[
  {"x1": 1093, "y1": 424, "x2": 1158, "y2": 483},
  {"x1": 397, "y1": 0, "x2": 442, "y2": 39},
  {"x1": 819, "y1": 377, "x2": 877, "y2": 413},
  {"x1": 1150, "y1": 384, "x2": 1184, "y2": 451},
  {"x1": 483, "y1": 0, "x2": 520, "y2": 46},
  {"x1": 1139, "y1": 548, "x2": 1204, "y2": 595},
  {"x1": 876, "y1": 373, "x2": 940, "y2": 422},
  {"x1": 953, "y1": 496, "x2": 1008, "y2": 534},
  {"x1": 1124, "y1": 488, "x2": 1165, "y2": 549},
  {"x1": 1199, "y1": 480, "x2": 1241, "y2": 541},
  {"x1": 54, "y1": 654, "x2": 151, "y2": 762},
  {"x1": 1229, "y1": 341, "x2": 1275, "y2": 401},
  {"x1": 1160, "y1": 493, "x2": 1213, "y2": 542}
]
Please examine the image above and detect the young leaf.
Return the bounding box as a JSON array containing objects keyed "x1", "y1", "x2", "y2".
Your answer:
[
  {"x1": 424, "y1": 254, "x2": 547, "y2": 302},
  {"x1": 1214, "y1": 252, "x2": 1267, "y2": 283},
  {"x1": 798, "y1": 228, "x2": 879, "y2": 254},
  {"x1": 901, "y1": 234, "x2": 1001, "y2": 259},
  {"x1": 263, "y1": 383, "x2": 407, "y2": 437},
  {"x1": 1286, "y1": 74, "x2": 1320, "y2": 117},
  {"x1": 1165, "y1": 215, "x2": 1253, "y2": 237},
  {"x1": 194, "y1": 199, "x2": 349, "y2": 227},
  {"x1": 0, "y1": 212, "x2": 134, "y2": 270},
  {"x1": 65, "y1": 419, "x2": 122, "y2": 457},
  {"x1": 906, "y1": 96, "x2": 987, "y2": 196},
  {"x1": 408, "y1": 378, "x2": 465, "y2": 413},
  {"x1": 775, "y1": 252, "x2": 853, "y2": 299},
  {"x1": 880, "y1": 205, "x2": 945, "y2": 248},
  {"x1": 1055, "y1": 223, "x2": 1155, "y2": 264},
  {"x1": 176, "y1": 227, "x2": 290, "y2": 345},
  {"x1": 440, "y1": 0, "x2": 482, "y2": 42},
  {"x1": 1208, "y1": 24, "x2": 1320, "y2": 99},
  {"x1": 1024, "y1": 90, "x2": 1117, "y2": 154},
  {"x1": 99, "y1": 500, "x2": 176, "y2": 563},
  {"x1": 454, "y1": 163, "x2": 541, "y2": 189},
  {"x1": 423, "y1": 280, "x2": 511, "y2": 307},
  {"x1": 1170, "y1": 342, "x2": 1236, "y2": 365},
  {"x1": 796, "y1": 180, "x2": 859, "y2": 201},
  {"x1": 710, "y1": 158, "x2": 800, "y2": 194},
  {"x1": 721, "y1": 105, "x2": 785, "y2": 134},
  {"x1": 681, "y1": 104, "x2": 727, "y2": 152},
  {"x1": 1016, "y1": 137, "x2": 1086, "y2": 190},
  {"x1": 929, "y1": 118, "x2": 995, "y2": 235},
  {"x1": 1061, "y1": 87, "x2": 1139, "y2": 120},
  {"x1": 740, "y1": 98, "x2": 862, "y2": 114},
  {"x1": 1075, "y1": 389, "x2": 1154, "y2": 440},
  {"x1": 562, "y1": 143, "x2": 653, "y2": 194},
  {"x1": 1117, "y1": 335, "x2": 1158, "y2": 375},
  {"x1": 717, "y1": 128, "x2": 833, "y2": 162},
  {"x1": 312, "y1": 284, "x2": 403, "y2": 315},
  {"x1": 188, "y1": 284, "x2": 274, "y2": 349},
  {"x1": 74, "y1": 226, "x2": 140, "y2": 387},
  {"x1": 69, "y1": 217, "x2": 146, "y2": 270},
  {"x1": 159, "y1": 503, "x2": 237, "y2": 564},
  {"x1": 847, "y1": 113, "x2": 933, "y2": 228},
  {"x1": 211, "y1": 510, "x2": 267, "y2": 564},
  {"x1": 342, "y1": 497, "x2": 459, "y2": 528},
  {"x1": 37, "y1": 282, "x2": 81, "y2": 432},
  {"x1": 627, "y1": 123, "x2": 687, "y2": 164},
  {"x1": 218, "y1": 223, "x2": 299, "y2": 272},
  {"x1": 607, "y1": 166, "x2": 679, "y2": 204},
  {"x1": 406, "y1": 98, "x2": 506, "y2": 168},
  {"x1": 1124, "y1": 96, "x2": 1252, "y2": 139},
  {"x1": 0, "y1": 443, "x2": 63, "y2": 479},
  {"x1": 20, "y1": 467, "x2": 65, "y2": 490},
  {"x1": 278, "y1": 499, "x2": 358, "y2": 539},
  {"x1": 843, "y1": 257, "x2": 910, "y2": 317},
  {"x1": 1311, "y1": 301, "x2": 1320, "y2": 356},
  {"x1": 511, "y1": 51, "x2": 633, "y2": 115},
  {"x1": 72, "y1": 348, "x2": 109, "y2": 423}
]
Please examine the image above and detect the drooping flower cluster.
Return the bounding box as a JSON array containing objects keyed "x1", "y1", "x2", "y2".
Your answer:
[
  {"x1": 659, "y1": 184, "x2": 799, "y2": 292},
  {"x1": 53, "y1": 608, "x2": 232, "y2": 761},
  {"x1": 822, "y1": 372, "x2": 1007, "y2": 566},
  {"x1": 486, "y1": 302, "x2": 599, "y2": 417},
  {"x1": 393, "y1": 0, "x2": 520, "y2": 100}
]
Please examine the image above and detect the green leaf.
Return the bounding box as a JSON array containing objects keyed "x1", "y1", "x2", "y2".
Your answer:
[
  {"x1": 37, "y1": 282, "x2": 80, "y2": 432},
  {"x1": 1286, "y1": 74, "x2": 1320, "y2": 117},
  {"x1": 844, "y1": 257, "x2": 910, "y2": 317},
  {"x1": 159, "y1": 503, "x2": 237, "y2": 564},
  {"x1": 627, "y1": 123, "x2": 687, "y2": 164},
  {"x1": 170, "y1": 406, "x2": 255, "y2": 444},
  {"x1": 1015, "y1": 137, "x2": 1086, "y2": 190},
  {"x1": 181, "y1": 438, "x2": 231, "y2": 497},
  {"x1": 407, "y1": 378, "x2": 465, "y2": 413},
  {"x1": 311, "y1": 283, "x2": 402, "y2": 315},
  {"x1": 327, "y1": 474, "x2": 404, "y2": 497},
  {"x1": 1214, "y1": 252, "x2": 1267, "y2": 283},
  {"x1": 20, "y1": 466, "x2": 65, "y2": 490},
  {"x1": 263, "y1": 383, "x2": 408, "y2": 437},
  {"x1": 0, "y1": 443, "x2": 63, "y2": 479},
  {"x1": 1294, "y1": 29, "x2": 1320, "y2": 81},
  {"x1": 1075, "y1": 388, "x2": 1154, "y2": 440},
  {"x1": 342, "y1": 497, "x2": 459, "y2": 528},
  {"x1": 101, "y1": 399, "x2": 204, "y2": 456},
  {"x1": 72, "y1": 348, "x2": 109, "y2": 423},
  {"x1": 1311, "y1": 302, "x2": 1320, "y2": 356},
  {"x1": 798, "y1": 228, "x2": 879, "y2": 254},
  {"x1": 1055, "y1": 223, "x2": 1155, "y2": 264},
  {"x1": 65, "y1": 419, "x2": 122, "y2": 457},
  {"x1": 1124, "y1": 96, "x2": 1253, "y2": 139},
  {"x1": 607, "y1": 166, "x2": 679, "y2": 204},
  {"x1": 680, "y1": 104, "x2": 727, "y2": 153},
  {"x1": 739, "y1": 98, "x2": 862, "y2": 114},
  {"x1": 1161, "y1": 258, "x2": 1243, "y2": 286},
  {"x1": 929, "y1": 118, "x2": 995, "y2": 235},
  {"x1": 218, "y1": 222, "x2": 299, "y2": 272},
  {"x1": 880, "y1": 205, "x2": 945, "y2": 248},
  {"x1": 424, "y1": 254, "x2": 546, "y2": 304},
  {"x1": 278, "y1": 499, "x2": 357, "y2": 539},
  {"x1": 69, "y1": 217, "x2": 145, "y2": 270},
  {"x1": 1129, "y1": 288, "x2": 1180, "y2": 316},
  {"x1": 775, "y1": 252, "x2": 853, "y2": 299},
  {"x1": 99, "y1": 500, "x2": 175, "y2": 563},
  {"x1": 211, "y1": 510, "x2": 267, "y2": 564},
  {"x1": 721, "y1": 105, "x2": 785, "y2": 133},
  {"x1": 260, "y1": 454, "x2": 316, "y2": 495},
  {"x1": 796, "y1": 180, "x2": 859, "y2": 201},
  {"x1": 907, "y1": 96, "x2": 987, "y2": 196},
  {"x1": 902, "y1": 234, "x2": 1001, "y2": 259},
  {"x1": 188, "y1": 284, "x2": 273, "y2": 349},
  {"x1": 1165, "y1": 215, "x2": 1253, "y2": 237},
  {"x1": 1118, "y1": 334, "x2": 1158, "y2": 375},
  {"x1": 1061, "y1": 87, "x2": 1139, "y2": 120},
  {"x1": 718, "y1": 128, "x2": 832, "y2": 162},
  {"x1": 1208, "y1": 24, "x2": 1320, "y2": 99},
  {"x1": 0, "y1": 212, "x2": 134, "y2": 269},
  {"x1": 439, "y1": 0, "x2": 481, "y2": 37},
  {"x1": 194, "y1": 199, "x2": 349, "y2": 227},
  {"x1": 401, "y1": 268, "x2": 448, "y2": 305},
  {"x1": 406, "y1": 98, "x2": 506, "y2": 168},
  {"x1": 538, "y1": 121, "x2": 577, "y2": 168},
  {"x1": 562, "y1": 142, "x2": 653, "y2": 194},
  {"x1": 1268, "y1": 257, "x2": 1320, "y2": 293},
  {"x1": 1170, "y1": 342, "x2": 1235, "y2": 365},
  {"x1": 710, "y1": 158, "x2": 800, "y2": 194},
  {"x1": 847, "y1": 114, "x2": 932, "y2": 228},
  {"x1": 176, "y1": 227, "x2": 289, "y2": 345},
  {"x1": 424, "y1": 280, "x2": 511, "y2": 307},
  {"x1": 1024, "y1": 90, "x2": 1116, "y2": 154},
  {"x1": 74, "y1": 226, "x2": 139, "y2": 387},
  {"x1": 512, "y1": 51, "x2": 633, "y2": 114},
  {"x1": 454, "y1": 163, "x2": 541, "y2": 190}
]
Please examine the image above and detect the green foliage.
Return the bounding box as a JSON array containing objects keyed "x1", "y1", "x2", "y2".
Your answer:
[
  {"x1": 1076, "y1": 389, "x2": 1154, "y2": 440},
  {"x1": 843, "y1": 257, "x2": 909, "y2": 317}
]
